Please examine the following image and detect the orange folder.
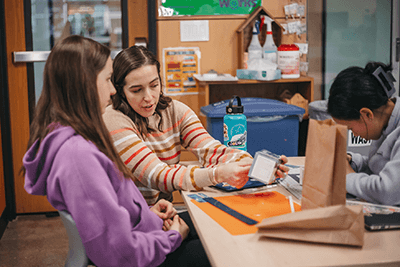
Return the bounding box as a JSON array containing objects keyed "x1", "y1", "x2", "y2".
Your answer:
[{"x1": 191, "y1": 191, "x2": 301, "y2": 235}]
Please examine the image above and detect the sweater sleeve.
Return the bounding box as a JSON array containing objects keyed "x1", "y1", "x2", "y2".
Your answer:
[
  {"x1": 347, "y1": 151, "x2": 370, "y2": 173},
  {"x1": 102, "y1": 105, "x2": 217, "y2": 196},
  {"x1": 102, "y1": 103, "x2": 252, "y2": 198},
  {"x1": 49, "y1": 140, "x2": 181, "y2": 267},
  {"x1": 346, "y1": 140, "x2": 400, "y2": 205}
]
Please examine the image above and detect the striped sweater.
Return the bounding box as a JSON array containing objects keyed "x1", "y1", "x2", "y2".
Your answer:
[{"x1": 103, "y1": 100, "x2": 252, "y2": 205}]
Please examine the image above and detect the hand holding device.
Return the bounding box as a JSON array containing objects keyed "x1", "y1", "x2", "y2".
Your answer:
[
  {"x1": 248, "y1": 150, "x2": 288, "y2": 184},
  {"x1": 215, "y1": 161, "x2": 251, "y2": 188}
]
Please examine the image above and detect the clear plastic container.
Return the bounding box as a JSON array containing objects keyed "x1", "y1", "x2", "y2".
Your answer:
[
  {"x1": 247, "y1": 23, "x2": 263, "y2": 62},
  {"x1": 262, "y1": 16, "x2": 277, "y2": 64},
  {"x1": 277, "y1": 44, "x2": 300, "y2": 79}
]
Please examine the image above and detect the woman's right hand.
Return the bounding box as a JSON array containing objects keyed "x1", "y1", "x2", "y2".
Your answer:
[
  {"x1": 168, "y1": 215, "x2": 189, "y2": 241},
  {"x1": 215, "y1": 162, "x2": 252, "y2": 188}
]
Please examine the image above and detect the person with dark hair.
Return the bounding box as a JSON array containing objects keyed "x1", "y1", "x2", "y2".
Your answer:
[
  {"x1": 22, "y1": 35, "x2": 210, "y2": 267},
  {"x1": 328, "y1": 61, "x2": 400, "y2": 205},
  {"x1": 103, "y1": 45, "x2": 289, "y2": 205}
]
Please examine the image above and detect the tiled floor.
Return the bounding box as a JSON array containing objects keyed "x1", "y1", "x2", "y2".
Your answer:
[{"x1": 0, "y1": 213, "x2": 69, "y2": 267}]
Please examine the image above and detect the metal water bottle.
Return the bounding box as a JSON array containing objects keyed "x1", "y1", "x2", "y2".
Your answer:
[{"x1": 224, "y1": 95, "x2": 247, "y2": 151}]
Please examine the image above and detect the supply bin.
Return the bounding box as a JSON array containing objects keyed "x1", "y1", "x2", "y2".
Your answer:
[
  {"x1": 200, "y1": 97, "x2": 305, "y2": 157},
  {"x1": 308, "y1": 100, "x2": 371, "y2": 156}
]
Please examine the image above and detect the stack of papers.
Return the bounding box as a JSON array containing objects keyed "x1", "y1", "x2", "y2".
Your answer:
[{"x1": 278, "y1": 165, "x2": 303, "y2": 200}]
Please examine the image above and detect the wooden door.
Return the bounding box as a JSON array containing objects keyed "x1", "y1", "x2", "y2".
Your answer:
[
  {"x1": 4, "y1": 0, "x2": 55, "y2": 214},
  {"x1": 4, "y1": 0, "x2": 149, "y2": 214}
]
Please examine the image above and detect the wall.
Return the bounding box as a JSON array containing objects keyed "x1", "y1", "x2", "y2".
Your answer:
[
  {"x1": 156, "y1": 1, "x2": 309, "y2": 111},
  {"x1": 157, "y1": 6, "x2": 308, "y2": 111},
  {"x1": 156, "y1": 1, "x2": 310, "y2": 160}
]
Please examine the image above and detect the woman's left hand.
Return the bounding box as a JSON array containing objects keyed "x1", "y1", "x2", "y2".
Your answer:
[
  {"x1": 275, "y1": 155, "x2": 289, "y2": 178},
  {"x1": 150, "y1": 199, "x2": 177, "y2": 220}
]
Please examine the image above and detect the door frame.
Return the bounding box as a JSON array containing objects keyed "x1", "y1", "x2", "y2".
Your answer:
[
  {"x1": 5, "y1": 0, "x2": 136, "y2": 215},
  {"x1": 1, "y1": 0, "x2": 17, "y2": 238},
  {"x1": 392, "y1": 0, "x2": 399, "y2": 86}
]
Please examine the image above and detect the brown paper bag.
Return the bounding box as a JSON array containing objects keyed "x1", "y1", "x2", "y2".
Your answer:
[
  {"x1": 256, "y1": 205, "x2": 364, "y2": 247},
  {"x1": 301, "y1": 119, "x2": 348, "y2": 210}
]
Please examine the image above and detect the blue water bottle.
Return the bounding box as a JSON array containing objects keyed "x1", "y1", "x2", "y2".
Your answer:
[{"x1": 224, "y1": 95, "x2": 247, "y2": 151}]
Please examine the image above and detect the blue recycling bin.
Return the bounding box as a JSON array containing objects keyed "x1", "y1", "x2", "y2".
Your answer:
[{"x1": 200, "y1": 97, "x2": 305, "y2": 157}]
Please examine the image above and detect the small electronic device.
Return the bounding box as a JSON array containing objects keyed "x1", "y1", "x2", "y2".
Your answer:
[{"x1": 248, "y1": 150, "x2": 283, "y2": 184}]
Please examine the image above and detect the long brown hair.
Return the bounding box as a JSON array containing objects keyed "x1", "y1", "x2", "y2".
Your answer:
[
  {"x1": 111, "y1": 46, "x2": 172, "y2": 138},
  {"x1": 24, "y1": 35, "x2": 132, "y2": 178}
]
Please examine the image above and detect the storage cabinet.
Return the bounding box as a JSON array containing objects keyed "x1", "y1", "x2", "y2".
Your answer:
[{"x1": 196, "y1": 77, "x2": 314, "y2": 128}]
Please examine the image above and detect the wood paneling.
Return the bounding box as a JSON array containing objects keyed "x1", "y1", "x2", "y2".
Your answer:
[
  {"x1": 158, "y1": 19, "x2": 245, "y2": 76},
  {"x1": 5, "y1": 0, "x2": 55, "y2": 213},
  {"x1": 128, "y1": 0, "x2": 149, "y2": 47},
  {"x1": 157, "y1": 18, "x2": 245, "y2": 121}
]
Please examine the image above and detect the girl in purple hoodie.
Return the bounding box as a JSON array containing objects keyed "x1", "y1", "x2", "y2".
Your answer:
[{"x1": 22, "y1": 35, "x2": 210, "y2": 267}]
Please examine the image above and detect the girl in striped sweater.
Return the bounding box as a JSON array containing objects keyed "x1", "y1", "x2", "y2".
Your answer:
[{"x1": 103, "y1": 46, "x2": 288, "y2": 205}]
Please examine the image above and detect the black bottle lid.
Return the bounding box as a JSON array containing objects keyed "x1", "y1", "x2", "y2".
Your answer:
[{"x1": 226, "y1": 95, "x2": 244, "y2": 114}]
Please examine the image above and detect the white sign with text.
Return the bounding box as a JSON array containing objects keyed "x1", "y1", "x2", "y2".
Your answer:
[{"x1": 348, "y1": 130, "x2": 372, "y2": 147}]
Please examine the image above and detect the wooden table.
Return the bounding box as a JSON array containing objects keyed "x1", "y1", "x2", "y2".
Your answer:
[{"x1": 181, "y1": 157, "x2": 400, "y2": 267}]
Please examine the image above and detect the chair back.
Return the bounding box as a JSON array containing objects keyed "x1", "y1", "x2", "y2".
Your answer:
[{"x1": 58, "y1": 210, "x2": 90, "y2": 267}]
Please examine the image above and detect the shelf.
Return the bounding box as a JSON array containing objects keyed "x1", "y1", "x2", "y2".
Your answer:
[
  {"x1": 196, "y1": 76, "x2": 314, "y2": 127},
  {"x1": 195, "y1": 76, "x2": 313, "y2": 86}
]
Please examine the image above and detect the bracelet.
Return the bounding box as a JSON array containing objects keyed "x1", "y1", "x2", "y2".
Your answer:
[{"x1": 212, "y1": 167, "x2": 218, "y2": 184}]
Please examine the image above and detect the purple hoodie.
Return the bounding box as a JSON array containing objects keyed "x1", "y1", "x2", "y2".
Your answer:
[{"x1": 23, "y1": 125, "x2": 182, "y2": 267}]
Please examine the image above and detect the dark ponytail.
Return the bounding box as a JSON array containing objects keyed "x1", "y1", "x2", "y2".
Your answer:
[{"x1": 327, "y1": 62, "x2": 392, "y2": 120}]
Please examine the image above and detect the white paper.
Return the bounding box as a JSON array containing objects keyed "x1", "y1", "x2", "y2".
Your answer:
[{"x1": 180, "y1": 20, "x2": 209, "y2": 42}]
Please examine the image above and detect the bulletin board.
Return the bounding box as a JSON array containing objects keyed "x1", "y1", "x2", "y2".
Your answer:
[
  {"x1": 159, "y1": 0, "x2": 261, "y2": 16},
  {"x1": 163, "y1": 47, "x2": 200, "y2": 95}
]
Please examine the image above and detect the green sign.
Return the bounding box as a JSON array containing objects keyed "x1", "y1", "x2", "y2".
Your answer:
[{"x1": 159, "y1": 0, "x2": 261, "y2": 16}]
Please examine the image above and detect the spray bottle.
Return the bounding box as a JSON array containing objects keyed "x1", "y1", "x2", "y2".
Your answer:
[
  {"x1": 262, "y1": 16, "x2": 278, "y2": 64},
  {"x1": 224, "y1": 95, "x2": 247, "y2": 152},
  {"x1": 247, "y1": 20, "x2": 263, "y2": 62}
]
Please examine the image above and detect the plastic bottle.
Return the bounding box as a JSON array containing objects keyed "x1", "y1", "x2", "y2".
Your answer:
[
  {"x1": 224, "y1": 95, "x2": 247, "y2": 152},
  {"x1": 247, "y1": 21, "x2": 263, "y2": 62},
  {"x1": 277, "y1": 44, "x2": 300, "y2": 79},
  {"x1": 262, "y1": 16, "x2": 277, "y2": 64}
]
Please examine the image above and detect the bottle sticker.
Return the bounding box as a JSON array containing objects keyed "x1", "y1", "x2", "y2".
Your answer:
[{"x1": 227, "y1": 125, "x2": 247, "y2": 149}]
